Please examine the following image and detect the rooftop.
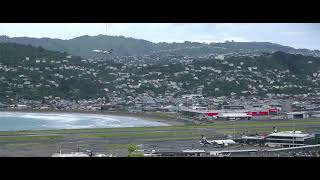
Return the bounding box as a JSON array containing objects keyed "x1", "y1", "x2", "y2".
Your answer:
[
  {"x1": 182, "y1": 149, "x2": 206, "y2": 153},
  {"x1": 218, "y1": 113, "x2": 252, "y2": 118},
  {"x1": 267, "y1": 131, "x2": 310, "y2": 138},
  {"x1": 287, "y1": 111, "x2": 308, "y2": 115}
]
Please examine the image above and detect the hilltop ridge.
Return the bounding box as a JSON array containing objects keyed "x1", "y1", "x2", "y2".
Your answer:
[{"x1": 0, "y1": 35, "x2": 319, "y2": 58}]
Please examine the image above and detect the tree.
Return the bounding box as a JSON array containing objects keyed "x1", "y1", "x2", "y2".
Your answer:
[
  {"x1": 127, "y1": 144, "x2": 144, "y2": 157},
  {"x1": 128, "y1": 144, "x2": 137, "y2": 154}
]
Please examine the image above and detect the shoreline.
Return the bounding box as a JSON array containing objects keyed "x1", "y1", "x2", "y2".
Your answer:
[{"x1": 0, "y1": 109, "x2": 185, "y2": 126}]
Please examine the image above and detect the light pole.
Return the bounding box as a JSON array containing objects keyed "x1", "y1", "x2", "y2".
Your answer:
[
  {"x1": 106, "y1": 23, "x2": 108, "y2": 35},
  {"x1": 177, "y1": 102, "x2": 181, "y2": 120},
  {"x1": 234, "y1": 120, "x2": 236, "y2": 138},
  {"x1": 231, "y1": 120, "x2": 236, "y2": 139},
  {"x1": 293, "y1": 118, "x2": 296, "y2": 147}
]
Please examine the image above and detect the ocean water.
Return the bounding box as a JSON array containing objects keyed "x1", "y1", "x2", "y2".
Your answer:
[{"x1": 0, "y1": 112, "x2": 169, "y2": 131}]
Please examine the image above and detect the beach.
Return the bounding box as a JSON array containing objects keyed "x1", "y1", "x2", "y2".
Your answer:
[
  {"x1": 0, "y1": 109, "x2": 185, "y2": 125},
  {"x1": 0, "y1": 111, "x2": 179, "y2": 131}
]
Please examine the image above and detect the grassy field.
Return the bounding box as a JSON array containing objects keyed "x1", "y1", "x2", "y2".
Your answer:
[
  {"x1": 79, "y1": 131, "x2": 196, "y2": 138},
  {"x1": 0, "y1": 135, "x2": 64, "y2": 141},
  {"x1": 105, "y1": 143, "x2": 130, "y2": 150},
  {"x1": 137, "y1": 136, "x2": 201, "y2": 142},
  {"x1": 5, "y1": 142, "x2": 52, "y2": 149}
]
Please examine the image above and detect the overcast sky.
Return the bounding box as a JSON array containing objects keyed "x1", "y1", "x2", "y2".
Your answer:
[{"x1": 0, "y1": 23, "x2": 319, "y2": 50}]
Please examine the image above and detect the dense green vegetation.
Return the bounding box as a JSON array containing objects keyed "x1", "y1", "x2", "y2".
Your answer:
[
  {"x1": 0, "y1": 43, "x2": 70, "y2": 63},
  {"x1": 0, "y1": 43, "x2": 106, "y2": 101}
]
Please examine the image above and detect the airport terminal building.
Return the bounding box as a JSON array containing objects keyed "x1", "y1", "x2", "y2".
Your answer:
[{"x1": 265, "y1": 131, "x2": 313, "y2": 148}]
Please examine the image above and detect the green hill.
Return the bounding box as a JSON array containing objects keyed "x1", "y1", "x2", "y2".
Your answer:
[
  {"x1": 1, "y1": 43, "x2": 320, "y2": 102},
  {"x1": 1, "y1": 35, "x2": 319, "y2": 58}
]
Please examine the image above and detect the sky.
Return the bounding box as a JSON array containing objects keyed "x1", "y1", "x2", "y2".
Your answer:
[{"x1": 0, "y1": 23, "x2": 319, "y2": 50}]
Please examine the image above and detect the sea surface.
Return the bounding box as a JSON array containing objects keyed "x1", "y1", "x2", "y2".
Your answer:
[{"x1": 0, "y1": 111, "x2": 169, "y2": 131}]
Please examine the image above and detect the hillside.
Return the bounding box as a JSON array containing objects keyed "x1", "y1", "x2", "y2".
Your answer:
[
  {"x1": 0, "y1": 43, "x2": 94, "y2": 101},
  {"x1": 1, "y1": 43, "x2": 320, "y2": 103},
  {"x1": 0, "y1": 35, "x2": 319, "y2": 58},
  {"x1": 0, "y1": 35, "x2": 158, "y2": 57},
  {"x1": 0, "y1": 43, "x2": 71, "y2": 63}
]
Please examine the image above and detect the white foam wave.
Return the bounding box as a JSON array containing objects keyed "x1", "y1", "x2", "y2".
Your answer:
[{"x1": 0, "y1": 111, "x2": 169, "y2": 131}]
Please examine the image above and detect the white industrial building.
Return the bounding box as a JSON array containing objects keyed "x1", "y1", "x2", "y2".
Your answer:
[
  {"x1": 286, "y1": 112, "x2": 310, "y2": 119},
  {"x1": 265, "y1": 131, "x2": 312, "y2": 148},
  {"x1": 217, "y1": 112, "x2": 252, "y2": 120}
]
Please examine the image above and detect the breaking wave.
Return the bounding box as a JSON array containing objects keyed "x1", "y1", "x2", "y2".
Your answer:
[{"x1": 0, "y1": 111, "x2": 169, "y2": 131}]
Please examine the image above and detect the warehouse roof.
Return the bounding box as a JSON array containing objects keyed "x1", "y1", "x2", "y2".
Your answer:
[
  {"x1": 286, "y1": 111, "x2": 308, "y2": 115},
  {"x1": 267, "y1": 131, "x2": 310, "y2": 138},
  {"x1": 182, "y1": 149, "x2": 206, "y2": 153},
  {"x1": 218, "y1": 113, "x2": 252, "y2": 118}
]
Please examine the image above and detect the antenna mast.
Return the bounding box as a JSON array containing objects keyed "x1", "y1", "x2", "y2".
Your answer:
[{"x1": 106, "y1": 23, "x2": 108, "y2": 35}]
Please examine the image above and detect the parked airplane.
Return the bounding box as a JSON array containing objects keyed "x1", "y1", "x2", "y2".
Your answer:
[
  {"x1": 200, "y1": 135, "x2": 237, "y2": 147},
  {"x1": 199, "y1": 135, "x2": 214, "y2": 146}
]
